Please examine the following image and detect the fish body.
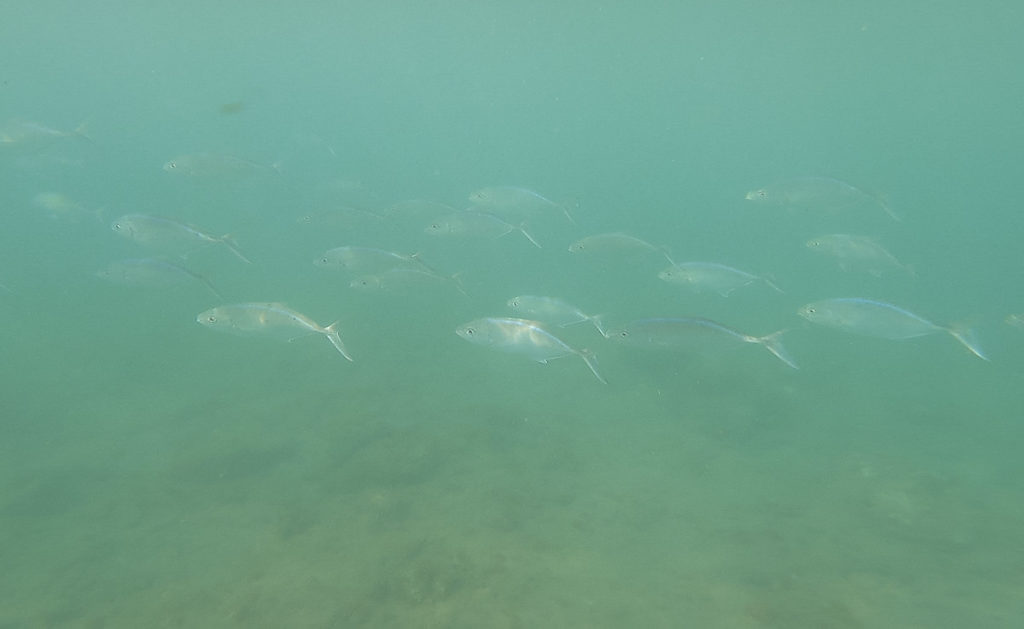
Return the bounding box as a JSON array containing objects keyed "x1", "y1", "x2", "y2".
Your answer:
[
  {"x1": 350, "y1": 268, "x2": 466, "y2": 295},
  {"x1": 110, "y1": 214, "x2": 250, "y2": 263},
  {"x1": 314, "y1": 246, "x2": 433, "y2": 274},
  {"x1": 506, "y1": 295, "x2": 605, "y2": 335},
  {"x1": 746, "y1": 176, "x2": 900, "y2": 221},
  {"x1": 607, "y1": 317, "x2": 797, "y2": 368},
  {"x1": 456, "y1": 317, "x2": 605, "y2": 383},
  {"x1": 197, "y1": 302, "x2": 352, "y2": 361},
  {"x1": 798, "y1": 298, "x2": 987, "y2": 360},
  {"x1": 658, "y1": 262, "x2": 782, "y2": 296},
  {"x1": 97, "y1": 258, "x2": 221, "y2": 298},
  {"x1": 568, "y1": 232, "x2": 672, "y2": 262},
  {"x1": 32, "y1": 192, "x2": 102, "y2": 223},
  {"x1": 162, "y1": 153, "x2": 278, "y2": 178},
  {"x1": 805, "y1": 234, "x2": 912, "y2": 276},
  {"x1": 468, "y1": 186, "x2": 573, "y2": 222},
  {"x1": 425, "y1": 211, "x2": 541, "y2": 248},
  {"x1": 0, "y1": 120, "x2": 90, "y2": 145}
]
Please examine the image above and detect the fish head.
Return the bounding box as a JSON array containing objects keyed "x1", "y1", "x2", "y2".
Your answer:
[
  {"x1": 424, "y1": 220, "x2": 449, "y2": 235},
  {"x1": 110, "y1": 217, "x2": 135, "y2": 238},
  {"x1": 796, "y1": 303, "x2": 821, "y2": 322},
  {"x1": 745, "y1": 188, "x2": 769, "y2": 202},
  {"x1": 567, "y1": 241, "x2": 584, "y2": 253},
  {"x1": 467, "y1": 188, "x2": 492, "y2": 205}
]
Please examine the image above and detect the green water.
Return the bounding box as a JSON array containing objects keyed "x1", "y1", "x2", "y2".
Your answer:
[{"x1": 3, "y1": 2, "x2": 1024, "y2": 627}]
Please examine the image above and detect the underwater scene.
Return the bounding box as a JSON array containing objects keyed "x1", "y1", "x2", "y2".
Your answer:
[{"x1": 2, "y1": 2, "x2": 1024, "y2": 627}]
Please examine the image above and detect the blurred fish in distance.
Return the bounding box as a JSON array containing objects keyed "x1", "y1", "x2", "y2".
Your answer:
[
  {"x1": 350, "y1": 268, "x2": 467, "y2": 296},
  {"x1": 425, "y1": 211, "x2": 541, "y2": 248},
  {"x1": 162, "y1": 152, "x2": 281, "y2": 178},
  {"x1": 1007, "y1": 313, "x2": 1024, "y2": 329},
  {"x1": 197, "y1": 302, "x2": 352, "y2": 361},
  {"x1": 0, "y1": 118, "x2": 92, "y2": 145},
  {"x1": 607, "y1": 317, "x2": 798, "y2": 369},
  {"x1": 314, "y1": 246, "x2": 435, "y2": 275},
  {"x1": 219, "y1": 101, "x2": 245, "y2": 114},
  {"x1": 658, "y1": 261, "x2": 783, "y2": 296},
  {"x1": 32, "y1": 191, "x2": 104, "y2": 223},
  {"x1": 96, "y1": 258, "x2": 222, "y2": 299},
  {"x1": 798, "y1": 298, "x2": 987, "y2": 360},
  {"x1": 469, "y1": 186, "x2": 576, "y2": 223},
  {"x1": 110, "y1": 214, "x2": 251, "y2": 264},
  {"x1": 568, "y1": 232, "x2": 674, "y2": 263},
  {"x1": 805, "y1": 234, "x2": 914, "y2": 277},
  {"x1": 745, "y1": 176, "x2": 900, "y2": 221}
]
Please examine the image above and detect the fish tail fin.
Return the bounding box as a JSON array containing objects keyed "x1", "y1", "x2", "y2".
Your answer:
[
  {"x1": 590, "y1": 314, "x2": 609, "y2": 338},
  {"x1": 577, "y1": 348, "x2": 608, "y2": 384},
  {"x1": 757, "y1": 330, "x2": 799, "y2": 369},
  {"x1": 219, "y1": 234, "x2": 252, "y2": 264},
  {"x1": 658, "y1": 244, "x2": 675, "y2": 265},
  {"x1": 325, "y1": 321, "x2": 354, "y2": 361},
  {"x1": 73, "y1": 122, "x2": 94, "y2": 142},
  {"x1": 946, "y1": 325, "x2": 989, "y2": 361},
  {"x1": 762, "y1": 273, "x2": 785, "y2": 294},
  {"x1": 560, "y1": 198, "x2": 579, "y2": 224},
  {"x1": 518, "y1": 222, "x2": 543, "y2": 248},
  {"x1": 449, "y1": 272, "x2": 470, "y2": 297}
]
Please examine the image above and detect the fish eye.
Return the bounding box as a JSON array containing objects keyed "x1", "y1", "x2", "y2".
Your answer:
[
  {"x1": 618, "y1": 330, "x2": 629, "y2": 338},
  {"x1": 465, "y1": 328, "x2": 475, "y2": 336},
  {"x1": 166, "y1": 161, "x2": 176, "y2": 169},
  {"x1": 805, "y1": 307, "x2": 816, "y2": 314},
  {"x1": 207, "y1": 316, "x2": 217, "y2": 323}
]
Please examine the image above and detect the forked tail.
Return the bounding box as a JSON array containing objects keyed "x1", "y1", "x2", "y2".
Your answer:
[
  {"x1": 219, "y1": 234, "x2": 252, "y2": 264},
  {"x1": 946, "y1": 326, "x2": 988, "y2": 361},
  {"x1": 577, "y1": 348, "x2": 607, "y2": 384},
  {"x1": 756, "y1": 330, "x2": 799, "y2": 369},
  {"x1": 325, "y1": 321, "x2": 354, "y2": 361}
]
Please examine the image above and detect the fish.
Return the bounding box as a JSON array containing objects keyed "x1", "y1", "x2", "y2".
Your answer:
[
  {"x1": 424, "y1": 211, "x2": 541, "y2": 248},
  {"x1": 96, "y1": 258, "x2": 222, "y2": 298},
  {"x1": 110, "y1": 214, "x2": 251, "y2": 263},
  {"x1": 0, "y1": 119, "x2": 91, "y2": 146},
  {"x1": 350, "y1": 268, "x2": 467, "y2": 296},
  {"x1": 568, "y1": 232, "x2": 673, "y2": 263},
  {"x1": 658, "y1": 262, "x2": 782, "y2": 296},
  {"x1": 32, "y1": 192, "x2": 103, "y2": 223},
  {"x1": 468, "y1": 186, "x2": 574, "y2": 222},
  {"x1": 745, "y1": 176, "x2": 900, "y2": 221},
  {"x1": 197, "y1": 302, "x2": 352, "y2": 361},
  {"x1": 506, "y1": 295, "x2": 606, "y2": 336},
  {"x1": 314, "y1": 246, "x2": 434, "y2": 275},
  {"x1": 798, "y1": 298, "x2": 987, "y2": 360},
  {"x1": 455, "y1": 317, "x2": 606, "y2": 383},
  {"x1": 1006, "y1": 314, "x2": 1024, "y2": 329},
  {"x1": 805, "y1": 234, "x2": 913, "y2": 277},
  {"x1": 162, "y1": 153, "x2": 279, "y2": 178},
  {"x1": 607, "y1": 317, "x2": 798, "y2": 369}
]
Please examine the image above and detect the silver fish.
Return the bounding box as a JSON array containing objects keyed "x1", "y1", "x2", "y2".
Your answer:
[
  {"x1": 805, "y1": 234, "x2": 913, "y2": 277},
  {"x1": 0, "y1": 119, "x2": 90, "y2": 146},
  {"x1": 350, "y1": 268, "x2": 467, "y2": 295},
  {"x1": 607, "y1": 317, "x2": 797, "y2": 369},
  {"x1": 798, "y1": 298, "x2": 987, "y2": 360},
  {"x1": 745, "y1": 176, "x2": 900, "y2": 221},
  {"x1": 658, "y1": 262, "x2": 782, "y2": 296},
  {"x1": 162, "y1": 153, "x2": 279, "y2": 178},
  {"x1": 313, "y1": 246, "x2": 434, "y2": 275},
  {"x1": 568, "y1": 232, "x2": 673, "y2": 263},
  {"x1": 425, "y1": 211, "x2": 542, "y2": 248},
  {"x1": 455, "y1": 317, "x2": 605, "y2": 383},
  {"x1": 32, "y1": 192, "x2": 102, "y2": 223},
  {"x1": 197, "y1": 302, "x2": 352, "y2": 361},
  {"x1": 111, "y1": 214, "x2": 251, "y2": 263},
  {"x1": 468, "y1": 186, "x2": 574, "y2": 222},
  {"x1": 97, "y1": 258, "x2": 222, "y2": 298},
  {"x1": 506, "y1": 295, "x2": 606, "y2": 336}
]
